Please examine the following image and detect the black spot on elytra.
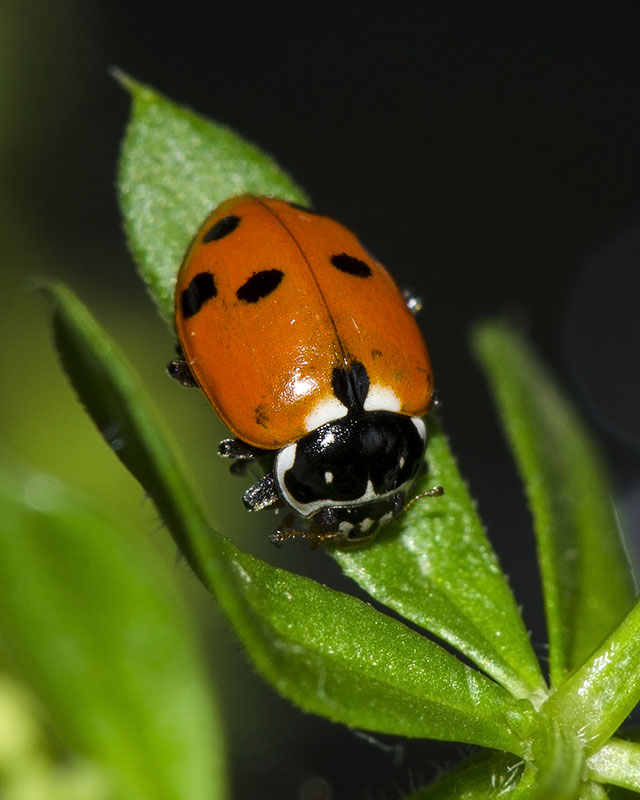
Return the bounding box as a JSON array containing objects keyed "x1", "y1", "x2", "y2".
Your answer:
[
  {"x1": 181, "y1": 272, "x2": 217, "y2": 318},
  {"x1": 331, "y1": 253, "x2": 372, "y2": 278},
  {"x1": 202, "y1": 215, "x2": 240, "y2": 242},
  {"x1": 255, "y1": 404, "x2": 270, "y2": 427},
  {"x1": 237, "y1": 269, "x2": 283, "y2": 303},
  {"x1": 332, "y1": 361, "x2": 370, "y2": 410}
]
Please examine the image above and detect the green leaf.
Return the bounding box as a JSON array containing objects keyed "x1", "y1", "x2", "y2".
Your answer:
[
  {"x1": 587, "y1": 738, "x2": 640, "y2": 792},
  {"x1": 404, "y1": 753, "x2": 523, "y2": 799},
  {"x1": 113, "y1": 77, "x2": 542, "y2": 707},
  {"x1": 45, "y1": 281, "x2": 535, "y2": 750},
  {"x1": 541, "y1": 594, "x2": 640, "y2": 755},
  {"x1": 578, "y1": 786, "x2": 610, "y2": 800},
  {"x1": 214, "y1": 541, "x2": 533, "y2": 751},
  {"x1": 405, "y1": 721, "x2": 584, "y2": 800},
  {"x1": 0, "y1": 463, "x2": 226, "y2": 800},
  {"x1": 115, "y1": 71, "x2": 310, "y2": 323},
  {"x1": 334, "y1": 420, "x2": 547, "y2": 701},
  {"x1": 42, "y1": 280, "x2": 214, "y2": 580},
  {"x1": 473, "y1": 321, "x2": 634, "y2": 687},
  {"x1": 507, "y1": 718, "x2": 583, "y2": 800}
]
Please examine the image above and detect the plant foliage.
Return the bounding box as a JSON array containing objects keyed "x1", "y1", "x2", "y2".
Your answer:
[{"x1": 1, "y1": 74, "x2": 637, "y2": 799}]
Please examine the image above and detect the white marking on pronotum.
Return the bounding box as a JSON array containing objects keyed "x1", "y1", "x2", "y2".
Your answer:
[
  {"x1": 411, "y1": 416, "x2": 427, "y2": 442},
  {"x1": 338, "y1": 521, "x2": 354, "y2": 534},
  {"x1": 304, "y1": 396, "x2": 347, "y2": 432},
  {"x1": 276, "y1": 435, "x2": 421, "y2": 518},
  {"x1": 274, "y1": 442, "x2": 300, "y2": 511},
  {"x1": 279, "y1": 473, "x2": 383, "y2": 518},
  {"x1": 363, "y1": 384, "x2": 401, "y2": 412},
  {"x1": 324, "y1": 471, "x2": 334, "y2": 484}
]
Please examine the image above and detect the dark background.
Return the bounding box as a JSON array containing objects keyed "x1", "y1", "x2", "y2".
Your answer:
[{"x1": 4, "y1": 2, "x2": 640, "y2": 797}]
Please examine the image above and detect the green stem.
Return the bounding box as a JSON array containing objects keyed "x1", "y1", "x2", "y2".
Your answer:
[
  {"x1": 586, "y1": 738, "x2": 640, "y2": 791},
  {"x1": 542, "y1": 594, "x2": 640, "y2": 753}
]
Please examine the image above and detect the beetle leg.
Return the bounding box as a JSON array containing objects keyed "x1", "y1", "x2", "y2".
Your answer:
[
  {"x1": 167, "y1": 357, "x2": 198, "y2": 387},
  {"x1": 219, "y1": 439, "x2": 269, "y2": 460},
  {"x1": 243, "y1": 471, "x2": 282, "y2": 511},
  {"x1": 270, "y1": 522, "x2": 344, "y2": 549},
  {"x1": 271, "y1": 530, "x2": 345, "y2": 549},
  {"x1": 219, "y1": 438, "x2": 272, "y2": 475}
]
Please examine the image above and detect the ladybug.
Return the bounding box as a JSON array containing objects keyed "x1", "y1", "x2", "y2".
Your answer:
[{"x1": 168, "y1": 195, "x2": 442, "y2": 546}]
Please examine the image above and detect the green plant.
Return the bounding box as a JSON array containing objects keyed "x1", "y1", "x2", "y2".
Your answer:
[{"x1": 2, "y1": 74, "x2": 638, "y2": 799}]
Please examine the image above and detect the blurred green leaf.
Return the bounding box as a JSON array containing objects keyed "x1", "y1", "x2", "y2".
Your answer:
[
  {"x1": 579, "y1": 785, "x2": 610, "y2": 800},
  {"x1": 578, "y1": 781, "x2": 609, "y2": 800},
  {"x1": 0, "y1": 464, "x2": 226, "y2": 800},
  {"x1": 45, "y1": 281, "x2": 536, "y2": 750},
  {"x1": 0, "y1": 676, "x2": 112, "y2": 800},
  {"x1": 541, "y1": 594, "x2": 640, "y2": 755},
  {"x1": 334, "y1": 420, "x2": 546, "y2": 701},
  {"x1": 473, "y1": 322, "x2": 634, "y2": 687},
  {"x1": 116, "y1": 71, "x2": 310, "y2": 323}
]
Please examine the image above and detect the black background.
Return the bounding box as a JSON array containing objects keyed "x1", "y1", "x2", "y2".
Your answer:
[{"x1": 6, "y1": 2, "x2": 640, "y2": 797}]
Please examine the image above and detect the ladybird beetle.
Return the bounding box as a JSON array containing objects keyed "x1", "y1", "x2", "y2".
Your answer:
[{"x1": 168, "y1": 195, "x2": 442, "y2": 546}]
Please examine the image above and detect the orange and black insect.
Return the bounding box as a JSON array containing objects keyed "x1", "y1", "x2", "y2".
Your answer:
[{"x1": 169, "y1": 195, "x2": 441, "y2": 545}]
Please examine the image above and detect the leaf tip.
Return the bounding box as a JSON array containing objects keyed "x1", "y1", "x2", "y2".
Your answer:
[
  {"x1": 33, "y1": 281, "x2": 87, "y2": 341},
  {"x1": 109, "y1": 65, "x2": 134, "y2": 90},
  {"x1": 109, "y1": 67, "x2": 156, "y2": 103},
  {"x1": 470, "y1": 317, "x2": 527, "y2": 368},
  {"x1": 29, "y1": 277, "x2": 63, "y2": 306}
]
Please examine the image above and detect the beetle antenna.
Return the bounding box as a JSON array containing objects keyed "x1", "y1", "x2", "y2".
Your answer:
[
  {"x1": 402, "y1": 485, "x2": 444, "y2": 514},
  {"x1": 270, "y1": 528, "x2": 343, "y2": 550}
]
